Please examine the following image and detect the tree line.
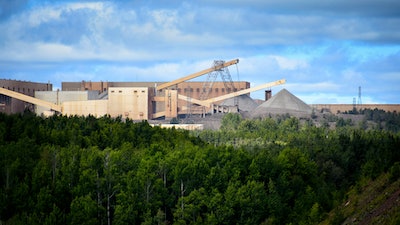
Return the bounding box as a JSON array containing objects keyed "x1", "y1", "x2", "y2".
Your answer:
[{"x1": 1, "y1": 112, "x2": 399, "y2": 224}]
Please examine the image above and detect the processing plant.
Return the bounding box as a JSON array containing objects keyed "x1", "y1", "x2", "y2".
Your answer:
[
  {"x1": 2, "y1": 59, "x2": 399, "y2": 126},
  {"x1": 1, "y1": 59, "x2": 286, "y2": 120}
]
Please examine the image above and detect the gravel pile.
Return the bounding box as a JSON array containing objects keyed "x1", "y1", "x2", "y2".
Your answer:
[
  {"x1": 220, "y1": 94, "x2": 259, "y2": 112},
  {"x1": 251, "y1": 89, "x2": 312, "y2": 118}
]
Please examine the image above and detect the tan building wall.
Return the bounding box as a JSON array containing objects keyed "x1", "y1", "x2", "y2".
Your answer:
[
  {"x1": 164, "y1": 90, "x2": 178, "y2": 118},
  {"x1": 35, "y1": 91, "x2": 98, "y2": 116},
  {"x1": 311, "y1": 104, "x2": 400, "y2": 113},
  {"x1": 108, "y1": 87, "x2": 154, "y2": 120},
  {"x1": 0, "y1": 79, "x2": 52, "y2": 114},
  {"x1": 63, "y1": 100, "x2": 108, "y2": 117}
]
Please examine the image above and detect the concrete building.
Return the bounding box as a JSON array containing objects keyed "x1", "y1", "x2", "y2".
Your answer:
[
  {"x1": 62, "y1": 81, "x2": 250, "y2": 117},
  {"x1": 107, "y1": 87, "x2": 154, "y2": 120},
  {"x1": 61, "y1": 81, "x2": 250, "y2": 99},
  {"x1": 35, "y1": 90, "x2": 99, "y2": 116},
  {"x1": 63, "y1": 100, "x2": 108, "y2": 118},
  {"x1": 0, "y1": 79, "x2": 52, "y2": 114},
  {"x1": 35, "y1": 87, "x2": 155, "y2": 120}
]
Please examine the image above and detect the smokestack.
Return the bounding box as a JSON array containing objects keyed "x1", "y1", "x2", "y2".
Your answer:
[{"x1": 265, "y1": 90, "x2": 272, "y2": 101}]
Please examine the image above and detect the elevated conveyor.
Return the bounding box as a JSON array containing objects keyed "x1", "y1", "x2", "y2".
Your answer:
[{"x1": 0, "y1": 87, "x2": 62, "y2": 112}]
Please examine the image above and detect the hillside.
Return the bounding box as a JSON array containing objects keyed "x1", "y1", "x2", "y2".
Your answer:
[{"x1": 321, "y1": 172, "x2": 400, "y2": 225}]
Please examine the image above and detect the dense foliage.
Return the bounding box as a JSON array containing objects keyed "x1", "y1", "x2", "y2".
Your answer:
[
  {"x1": 1, "y1": 112, "x2": 399, "y2": 224},
  {"x1": 344, "y1": 108, "x2": 400, "y2": 132}
]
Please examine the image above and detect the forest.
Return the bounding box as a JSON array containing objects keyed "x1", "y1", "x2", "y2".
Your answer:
[{"x1": 1, "y1": 111, "x2": 400, "y2": 224}]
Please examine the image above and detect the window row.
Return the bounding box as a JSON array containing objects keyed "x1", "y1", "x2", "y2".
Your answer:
[
  {"x1": 2, "y1": 86, "x2": 47, "y2": 93},
  {"x1": 175, "y1": 87, "x2": 243, "y2": 93}
]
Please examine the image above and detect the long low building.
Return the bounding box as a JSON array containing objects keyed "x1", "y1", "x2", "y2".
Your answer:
[
  {"x1": 36, "y1": 87, "x2": 155, "y2": 120},
  {"x1": 62, "y1": 80, "x2": 250, "y2": 99}
]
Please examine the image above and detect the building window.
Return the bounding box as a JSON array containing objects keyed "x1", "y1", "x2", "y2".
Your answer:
[
  {"x1": 215, "y1": 88, "x2": 219, "y2": 92},
  {"x1": 196, "y1": 88, "x2": 200, "y2": 92},
  {"x1": 222, "y1": 88, "x2": 225, "y2": 93},
  {"x1": 177, "y1": 88, "x2": 181, "y2": 93}
]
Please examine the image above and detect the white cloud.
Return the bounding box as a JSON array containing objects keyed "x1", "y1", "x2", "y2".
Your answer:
[
  {"x1": 0, "y1": 0, "x2": 399, "y2": 104},
  {"x1": 66, "y1": 2, "x2": 105, "y2": 11},
  {"x1": 27, "y1": 7, "x2": 62, "y2": 26},
  {"x1": 272, "y1": 55, "x2": 308, "y2": 70},
  {"x1": 149, "y1": 9, "x2": 178, "y2": 29},
  {"x1": 25, "y1": 2, "x2": 106, "y2": 27}
]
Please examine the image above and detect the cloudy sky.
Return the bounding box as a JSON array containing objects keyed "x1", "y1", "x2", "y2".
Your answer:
[{"x1": 0, "y1": 0, "x2": 399, "y2": 104}]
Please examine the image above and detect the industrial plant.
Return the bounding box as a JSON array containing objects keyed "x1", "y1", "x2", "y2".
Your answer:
[
  {"x1": 1, "y1": 59, "x2": 283, "y2": 119},
  {"x1": 1, "y1": 59, "x2": 399, "y2": 129}
]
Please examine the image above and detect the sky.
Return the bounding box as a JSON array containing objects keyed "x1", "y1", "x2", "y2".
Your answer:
[{"x1": 0, "y1": 0, "x2": 399, "y2": 104}]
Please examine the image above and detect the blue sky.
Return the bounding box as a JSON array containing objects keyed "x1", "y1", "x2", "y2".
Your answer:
[{"x1": 0, "y1": 0, "x2": 399, "y2": 104}]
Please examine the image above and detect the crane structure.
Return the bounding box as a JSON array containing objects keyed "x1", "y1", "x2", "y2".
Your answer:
[
  {"x1": 199, "y1": 60, "x2": 238, "y2": 105},
  {"x1": 156, "y1": 59, "x2": 239, "y2": 91},
  {"x1": 154, "y1": 58, "x2": 241, "y2": 118}
]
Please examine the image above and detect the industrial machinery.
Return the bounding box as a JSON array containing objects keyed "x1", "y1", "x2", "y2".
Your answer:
[
  {"x1": 0, "y1": 58, "x2": 286, "y2": 121},
  {"x1": 152, "y1": 58, "x2": 286, "y2": 118},
  {"x1": 156, "y1": 59, "x2": 239, "y2": 91}
]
